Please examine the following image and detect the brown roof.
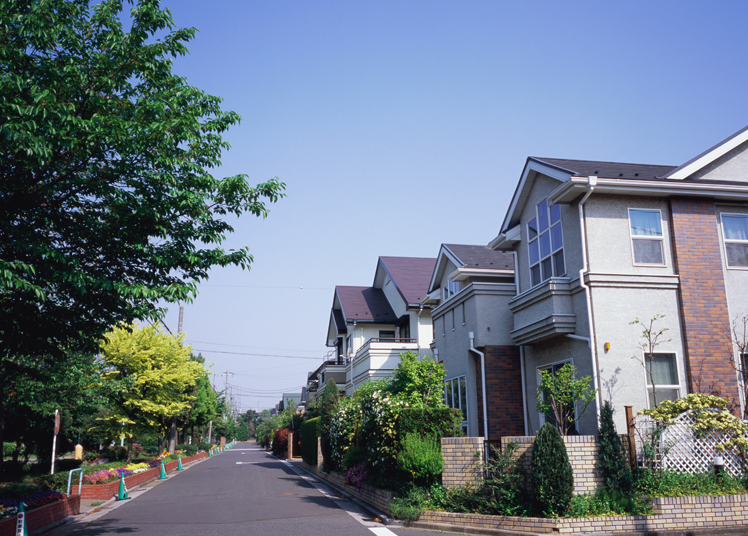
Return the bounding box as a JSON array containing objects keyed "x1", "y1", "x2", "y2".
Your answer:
[
  {"x1": 336, "y1": 286, "x2": 398, "y2": 323},
  {"x1": 379, "y1": 256, "x2": 437, "y2": 306},
  {"x1": 443, "y1": 244, "x2": 514, "y2": 271},
  {"x1": 532, "y1": 157, "x2": 676, "y2": 181}
]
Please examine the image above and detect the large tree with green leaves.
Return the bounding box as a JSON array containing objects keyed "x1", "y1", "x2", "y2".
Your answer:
[{"x1": 0, "y1": 0, "x2": 284, "y2": 471}]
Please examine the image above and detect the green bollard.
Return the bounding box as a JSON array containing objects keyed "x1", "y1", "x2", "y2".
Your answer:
[
  {"x1": 159, "y1": 460, "x2": 167, "y2": 480},
  {"x1": 17, "y1": 501, "x2": 28, "y2": 536},
  {"x1": 116, "y1": 472, "x2": 130, "y2": 501},
  {"x1": 177, "y1": 455, "x2": 183, "y2": 471}
]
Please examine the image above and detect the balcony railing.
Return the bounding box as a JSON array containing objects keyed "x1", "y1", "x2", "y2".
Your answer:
[{"x1": 351, "y1": 338, "x2": 416, "y2": 357}]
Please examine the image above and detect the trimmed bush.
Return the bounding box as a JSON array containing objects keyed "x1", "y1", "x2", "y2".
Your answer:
[
  {"x1": 343, "y1": 445, "x2": 367, "y2": 470},
  {"x1": 531, "y1": 423, "x2": 574, "y2": 517},
  {"x1": 396, "y1": 407, "x2": 463, "y2": 439},
  {"x1": 397, "y1": 433, "x2": 442, "y2": 485},
  {"x1": 176, "y1": 443, "x2": 198, "y2": 457},
  {"x1": 598, "y1": 400, "x2": 632, "y2": 492},
  {"x1": 301, "y1": 417, "x2": 320, "y2": 465},
  {"x1": 272, "y1": 428, "x2": 291, "y2": 456},
  {"x1": 197, "y1": 442, "x2": 212, "y2": 452}
]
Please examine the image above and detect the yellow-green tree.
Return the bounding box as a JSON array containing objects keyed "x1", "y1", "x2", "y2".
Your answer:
[{"x1": 98, "y1": 323, "x2": 205, "y2": 461}]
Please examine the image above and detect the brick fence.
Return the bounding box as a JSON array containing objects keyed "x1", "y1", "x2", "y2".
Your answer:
[
  {"x1": 0, "y1": 495, "x2": 80, "y2": 536},
  {"x1": 71, "y1": 451, "x2": 208, "y2": 500},
  {"x1": 420, "y1": 494, "x2": 748, "y2": 534},
  {"x1": 441, "y1": 437, "x2": 484, "y2": 488},
  {"x1": 300, "y1": 460, "x2": 393, "y2": 515}
]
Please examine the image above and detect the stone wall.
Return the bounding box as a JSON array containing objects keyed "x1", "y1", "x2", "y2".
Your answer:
[
  {"x1": 300, "y1": 461, "x2": 393, "y2": 515},
  {"x1": 0, "y1": 495, "x2": 80, "y2": 536},
  {"x1": 420, "y1": 494, "x2": 748, "y2": 534},
  {"x1": 440, "y1": 436, "x2": 484, "y2": 488}
]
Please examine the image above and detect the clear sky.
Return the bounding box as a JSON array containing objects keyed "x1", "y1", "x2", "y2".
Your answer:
[{"x1": 154, "y1": 0, "x2": 748, "y2": 411}]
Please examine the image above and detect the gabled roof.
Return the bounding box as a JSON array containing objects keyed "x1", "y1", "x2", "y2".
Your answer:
[
  {"x1": 335, "y1": 285, "x2": 398, "y2": 323},
  {"x1": 533, "y1": 158, "x2": 676, "y2": 181},
  {"x1": 376, "y1": 256, "x2": 437, "y2": 307},
  {"x1": 429, "y1": 244, "x2": 514, "y2": 293},
  {"x1": 665, "y1": 124, "x2": 748, "y2": 180}
]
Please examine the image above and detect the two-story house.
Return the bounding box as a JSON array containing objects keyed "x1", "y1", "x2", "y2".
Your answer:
[
  {"x1": 490, "y1": 124, "x2": 748, "y2": 434},
  {"x1": 422, "y1": 244, "x2": 519, "y2": 440},
  {"x1": 313, "y1": 256, "x2": 436, "y2": 397}
]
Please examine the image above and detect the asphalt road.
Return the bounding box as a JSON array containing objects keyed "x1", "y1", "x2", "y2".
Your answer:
[{"x1": 52, "y1": 442, "x2": 459, "y2": 536}]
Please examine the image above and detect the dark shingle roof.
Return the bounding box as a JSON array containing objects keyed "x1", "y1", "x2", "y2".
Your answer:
[
  {"x1": 532, "y1": 157, "x2": 676, "y2": 181},
  {"x1": 443, "y1": 244, "x2": 514, "y2": 271},
  {"x1": 379, "y1": 256, "x2": 437, "y2": 305},
  {"x1": 336, "y1": 286, "x2": 398, "y2": 323}
]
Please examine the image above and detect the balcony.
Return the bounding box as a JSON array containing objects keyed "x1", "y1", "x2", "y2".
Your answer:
[
  {"x1": 508, "y1": 278, "x2": 576, "y2": 345},
  {"x1": 347, "y1": 338, "x2": 418, "y2": 391}
]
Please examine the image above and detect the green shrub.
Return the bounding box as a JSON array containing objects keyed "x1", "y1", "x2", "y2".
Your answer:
[
  {"x1": 0, "y1": 483, "x2": 39, "y2": 500},
  {"x1": 567, "y1": 489, "x2": 653, "y2": 517},
  {"x1": 388, "y1": 485, "x2": 427, "y2": 521},
  {"x1": 597, "y1": 400, "x2": 631, "y2": 492},
  {"x1": 39, "y1": 471, "x2": 69, "y2": 492},
  {"x1": 397, "y1": 433, "x2": 442, "y2": 485},
  {"x1": 176, "y1": 444, "x2": 198, "y2": 457},
  {"x1": 531, "y1": 423, "x2": 574, "y2": 517},
  {"x1": 197, "y1": 442, "x2": 212, "y2": 452},
  {"x1": 343, "y1": 445, "x2": 367, "y2": 470},
  {"x1": 3, "y1": 442, "x2": 16, "y2": 458},
  {"x1": 396, "y1": 407, "x2": 463, "y2": 439},
  {"x1": 633, "y1": 468, "x2": 748, "y2": 497},
  {"x1": 301, "y1": 417, "x2": 320, "y2": 465},
  {"x1": 478, "y1": 443, "x2": 527, "y2": 516},
  {"x1": 319, "y1": 379, "x2": 339, "y2": 469}
]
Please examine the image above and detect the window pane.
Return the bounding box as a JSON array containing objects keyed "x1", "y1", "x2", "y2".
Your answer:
[
  {"x1": 649, "y1": 388, "x2": 679, "y2": 408},
  {"x1": 531, "y1": 265, "x2": 541, "y2": 286},
  {"x1": 529, "y1": 240, "x2": 540, "y2": 265},
  {"x1": 553, "y1": 251, "x2": 565, "y2": 276},
  {"x1": 726, "y1": 243, "x2": 748, "y2": 267},
  {"x1": 645, "y1": 353, "x2": 678, "y2": 385},
  {"x1": 528, "y1": 219, "x2": 538, "y2": 240},
  {"x1": 630, "y1": 210, "x2": 662, "y2": 237},
  {"x1": 540, "y1": 232, "x2": 551, "y2": 258},
  {"x1": 550, "y1": 203, "x2": 561, "y2": 224},
  {"x1": 723, "y1": 215, "x2": 748, "y2": 240},
  {"x1": 460, "y1": 377, "x2": 467, "y2": 421},
  {"x1": 633, "y1": 239, "x2": 663, "y2": 264},
  {"x1": 445, "y1": 383, "x2": 453, "y2": 408},
  {"x1": 551, "y1": 223, "x2": 563, "y2": 251},
  {"x1": 541, "y1": 258, "x2": 552, "y2": 281},
  {"x1": 538, "y1": 200, "x2": 549, "y2": 232}
]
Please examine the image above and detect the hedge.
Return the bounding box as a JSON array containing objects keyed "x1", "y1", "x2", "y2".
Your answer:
[
  {"x1": 301, "y1": 417, "x2": 320, "y2": 465},
  {"x1": 396, "y1": 407, "x2": 463, "y2": 439}
]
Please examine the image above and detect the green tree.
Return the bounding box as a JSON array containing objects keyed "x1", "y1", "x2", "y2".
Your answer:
[
  {"x1": 536, "y1": 363, "x2": 597, "y2": 436},
  {"x1": 0, "y1": 0, "x2": 284, "y2": 469},
  {"x1": 98, "y1": 323, "x2": 205, "y2": 462},
  {"x1": 318, "y1": 379, "x2": 339, "y2": 468},
  {"x1": 186, "y1": 374, "x2": 218, "y2": 442},
  {"x1": 388, "y1": 351, "x2": 446, "y2": 408},
  {"x1": 531, "y1": 423, "x2": 574, "y2": 517},
  {"x1": 597, "y1": 400, "x2": 632, "y2": 492}
]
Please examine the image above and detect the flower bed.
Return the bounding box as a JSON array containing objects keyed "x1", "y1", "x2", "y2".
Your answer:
[
  {"x1": 71, "y1": 451, "x2": 208, "y2": 500},
  {"x1": 0, "y1": 495, "x2": 80, "y2": 536}
]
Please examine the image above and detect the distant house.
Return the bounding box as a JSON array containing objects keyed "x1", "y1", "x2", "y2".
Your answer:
[
  {"x1": 278, "y1": 392, "x2": 302, "y2": 411},
  {"x1": 422, "y1": 244, "x2": 518, "y2": 438},
  {"x1": 488, "y1": 124, "x2": 748, "y2": 433},
  {"x1": 308, "y1": 256, "x2": 436, "y2": 397}
]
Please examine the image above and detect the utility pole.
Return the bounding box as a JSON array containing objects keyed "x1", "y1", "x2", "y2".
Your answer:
[
  {"x1": 178, "y1": 305, "x2": 184, "y2": 333},
  {"x1": 222, "y1": 370, "x2": 234, "y2": 421}
]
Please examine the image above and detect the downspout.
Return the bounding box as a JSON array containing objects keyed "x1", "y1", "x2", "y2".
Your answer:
[
  {"x1": 513, "y1": 250, "x2": 530, "y2": 435},
  {"x1": 416, "y1": 305, "x2": 423, "y2": 360},
  {"x1": 578, "y1": 175, "x2": 602, "y2": 421},
  {"x1": 469, "y1": 331, "x2": 489, "y2": 463}
]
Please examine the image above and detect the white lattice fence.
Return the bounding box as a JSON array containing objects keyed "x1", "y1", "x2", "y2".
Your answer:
[{"x1": 635, "y1": 409, "x2": 746, "y2": 476}]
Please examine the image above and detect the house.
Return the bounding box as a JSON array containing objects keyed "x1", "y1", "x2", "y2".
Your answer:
[
  {"x1": 317, "y1": 256, "x2": 437, "y2": 396},
  {"x1": 488, "y1": 124, "x2": 748, "y2": 434},
  {"x1": 421, "y1": 244, "x2": 518, "y2": 439}
]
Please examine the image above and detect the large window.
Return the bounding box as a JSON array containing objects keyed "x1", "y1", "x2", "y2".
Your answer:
[
  {"x1": 628, "y1": 209, "x2": 664, "y2": 265},
  {"x1": 645, "y1": 353, "x2": 680, "y2": 407},
  {"x1": 721, "y1": 213, "x2": 748, "y2": 268},
  {"x1": 442, "y1": 278, "x2": 460, "y2": 301},
  {"x1": 445, "y1": 376, "x2": 468, "y2": 435},
  {"x1": 528, "y1": 199, "x2": 565, "y2": 286}
]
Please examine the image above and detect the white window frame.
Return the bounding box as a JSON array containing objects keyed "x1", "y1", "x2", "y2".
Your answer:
[
  {"x1": 527, "y1": 199, "x2": 566, "y2": 288},
  {"x1": 643, "y1": 352, "x2": 681, "y2": 408},
  {"x1": 628, "y1": 208, "x2": 666, "y2": 267},
  {"x1": 720, "y1": 212, "x2": 748, "y2": 270},
  {"x1": 537, "y1": 359, "x2": 578, "y2": 431},
  {"x1": 442, "y1": 278, "x2": 460, "y2": 301},
  {"x1": 445, "y1": 375, "x2": 468, "y2": 435}
]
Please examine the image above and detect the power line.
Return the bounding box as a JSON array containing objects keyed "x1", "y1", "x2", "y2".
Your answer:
[
  {"x1": 193, "y1": 348, "x2": 323, "y2": 360},
  {"x1": 186, "y1": 339, "x2": 320, "y2": 353}
]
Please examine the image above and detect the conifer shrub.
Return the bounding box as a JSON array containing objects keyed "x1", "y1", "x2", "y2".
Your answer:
[
  {"x1": 531, "y1": 423, "x2": 574, "y2": 517},
  {"x1": 597, "y1": 400, "x2": 632, "y2": 492},
  {"x1": 301, "y1": 417, "x2": 320, "y2": 465}
]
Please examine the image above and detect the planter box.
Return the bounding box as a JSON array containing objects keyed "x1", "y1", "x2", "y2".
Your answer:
[
  {"x1": 71, "y1": 451, "x2": 208, "y2": 500},
  {"x1": 0, "y1": 495, "x2": 80, "y2": 536}
]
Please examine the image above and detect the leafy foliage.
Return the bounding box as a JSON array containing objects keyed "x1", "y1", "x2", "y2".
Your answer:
[
  {"x1": 567, "y1": 489, "x2": 653, "y2": 517},
  {"x1": 536, "y1": 363, "x2": 596, "y2": 436},
  {"x1": 318, "y1": 378, "x2": 340, "y2": 468},
  {"x1": 389, "y1": 352, "x2": 447, "y2": 408},
  {"x1": 301, "y1": 417, "x2": 320, "y2": 465},
  {"x1": 397, "y1": 433, "x2": 443, "y2": 485},
  {"x1": 531, "y1": 423, "x2": 574, "y2": 517},
  {"x1": 598, "y1": 401, "x2": 632, "y2": 492},
  {"x1": 272, "y1": 428, "x2": 290, "y2": 456}
]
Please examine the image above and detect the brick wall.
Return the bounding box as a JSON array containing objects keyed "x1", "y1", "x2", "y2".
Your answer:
[
  {"x1": 300, "y1": 461, "x2": 393, "y2": 515},
  {"x1": 421, "y1": 494, "x2": 748, "y2": 534},
  {"x1": 474, "y1": 345, "x2": 524, "y2": 440},
  {"x1": 0, "y1": 495, "x2": 80, "y2": 536},
  {"x1": 440, "y1": 437, "x2": 484, "y2": 488},
  {"x1": 670, "y1": 198, "x2": 738, "y2": 402}
]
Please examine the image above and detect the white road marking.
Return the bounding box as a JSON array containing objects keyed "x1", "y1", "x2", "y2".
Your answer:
[{"x1": 369, "y1": 528, "x2": 398, "y2": 536}]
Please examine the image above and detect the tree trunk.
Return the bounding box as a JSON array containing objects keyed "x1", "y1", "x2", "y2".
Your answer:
[
  {"x1": 126, "y1": 436, "x2": 133, "y2": 464},
  {"x1": 0, "y1": 371, "x2": 4, "y2": 480},
  {"x1": 207, "y1": 420, "x2": 212, "y2": 444},
  {"x1": 168, "y1": 418, "x2": 177, "y2": 453}
]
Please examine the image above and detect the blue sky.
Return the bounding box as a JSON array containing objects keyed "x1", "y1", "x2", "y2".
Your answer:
[{"x1": 154, "y1": 0, "x2": 748, "y2": 410}]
